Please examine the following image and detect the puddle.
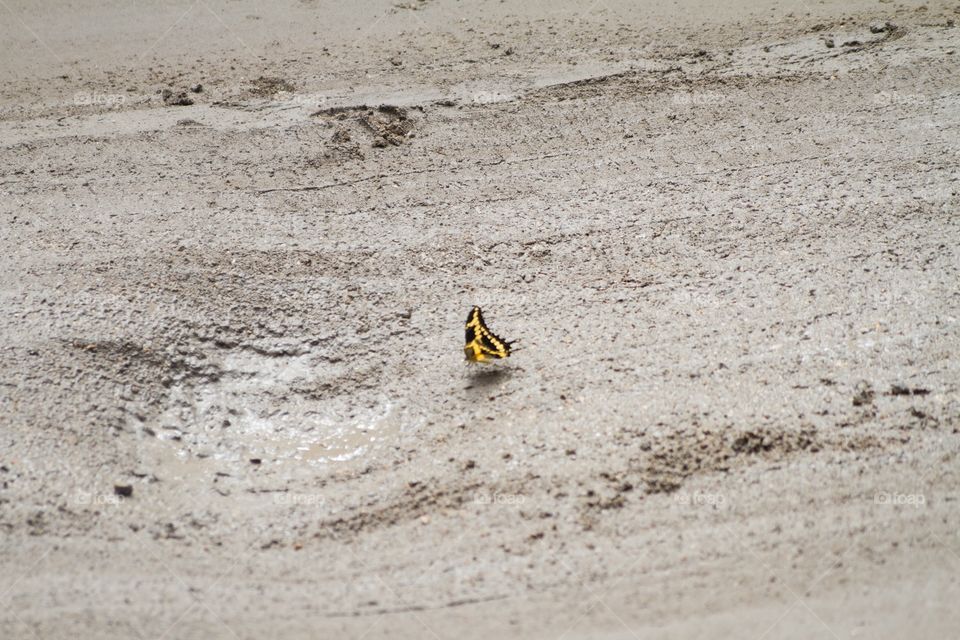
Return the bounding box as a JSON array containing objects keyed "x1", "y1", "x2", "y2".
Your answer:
[
  {"x1": 233, "y1": 399, "x2": 401, "y2": 465},
  {"x1": 152, "y1": 346, "x2": 405, "y2": 466}
]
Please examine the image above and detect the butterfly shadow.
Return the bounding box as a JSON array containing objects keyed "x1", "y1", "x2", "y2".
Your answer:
[{"x1": 463, "y1": 366, "x2": 515, "y2": 391}]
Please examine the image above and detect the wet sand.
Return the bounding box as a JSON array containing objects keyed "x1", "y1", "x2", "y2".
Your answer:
[{"x1": 2, "y1": 0, "x2": 959, "y2": 638}]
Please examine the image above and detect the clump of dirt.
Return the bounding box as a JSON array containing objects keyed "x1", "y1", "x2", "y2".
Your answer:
[
  {"x1": 161, "y1": 88, "x2": 194, "y2": 106},
  {"x1": 249, "y1": 76, "x2": 295, "y2": 97},
  {"x1": 886, "y1": 384, "x2": 930, "y2": 397},
  {"x1": 852, "y1": 381, "x2": 875, "y2": 406},
  {"x1": 330, "y1": 128, "x2": 352, "y2": 144},
  {"x1": 582, "y1": 485, "x2": 630, "y2": 512},
  {"x1": 575, "y1": 426, "x2": 832, "y2": 521},
  {"x1": 314, "y1": 481, "x2": 483, "y2": 539},
  {"x1": 313, "y1": 104, "x2": 416, "y2": 148},
  {"x1": 393, "y1": 0, "x2": 430, "y2": 10},
  {"x1": 362, "y1": 105, "x2": 414, "y2": 146},
  {"x1": 730, "y1": 429, "x2": 819, "y2": 455},
  {"x1": 640, "y1": 427, "x2": 821, "y2": 495},
  {"x1": 305, "y1": 127, "x2": 365, "y2": 166}
]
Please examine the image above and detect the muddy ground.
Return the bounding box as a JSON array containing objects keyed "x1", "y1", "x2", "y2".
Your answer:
[{"x1": 1, "y1": 0, "x2": 959, "y2": 638}]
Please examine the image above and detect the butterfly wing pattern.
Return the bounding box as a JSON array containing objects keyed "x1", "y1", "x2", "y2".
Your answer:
[{"x1": 464, "y1": 306, "x2": 514, "y2": 362}]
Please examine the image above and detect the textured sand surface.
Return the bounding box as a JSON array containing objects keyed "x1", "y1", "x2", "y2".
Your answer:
[{"x1": 2, "y1": 1, "x2": 959, "y2": 638}]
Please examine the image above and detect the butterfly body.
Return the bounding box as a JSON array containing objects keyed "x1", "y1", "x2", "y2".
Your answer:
[{"x1": 464, "y1": 306, "x2": 514, "y2": 362}]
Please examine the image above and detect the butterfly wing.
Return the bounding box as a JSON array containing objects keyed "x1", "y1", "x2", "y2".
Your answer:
[{"x1": 464, "y1": 306, "x2": 513, "y2": 362}]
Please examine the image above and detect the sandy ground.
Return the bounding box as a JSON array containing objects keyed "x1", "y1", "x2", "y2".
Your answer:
[{"x1": 2, "y1": 0, "x2": 960, "y2": 638}]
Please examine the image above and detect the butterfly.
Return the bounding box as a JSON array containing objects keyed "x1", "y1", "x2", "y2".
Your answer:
[{"x1": 464, "y1": 306, "x2": 515, "y2": 362}]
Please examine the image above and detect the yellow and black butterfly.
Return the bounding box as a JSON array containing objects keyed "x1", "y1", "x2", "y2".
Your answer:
[{"x1": 464, "y1": 306, "x2": 515, "y2": 362}]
